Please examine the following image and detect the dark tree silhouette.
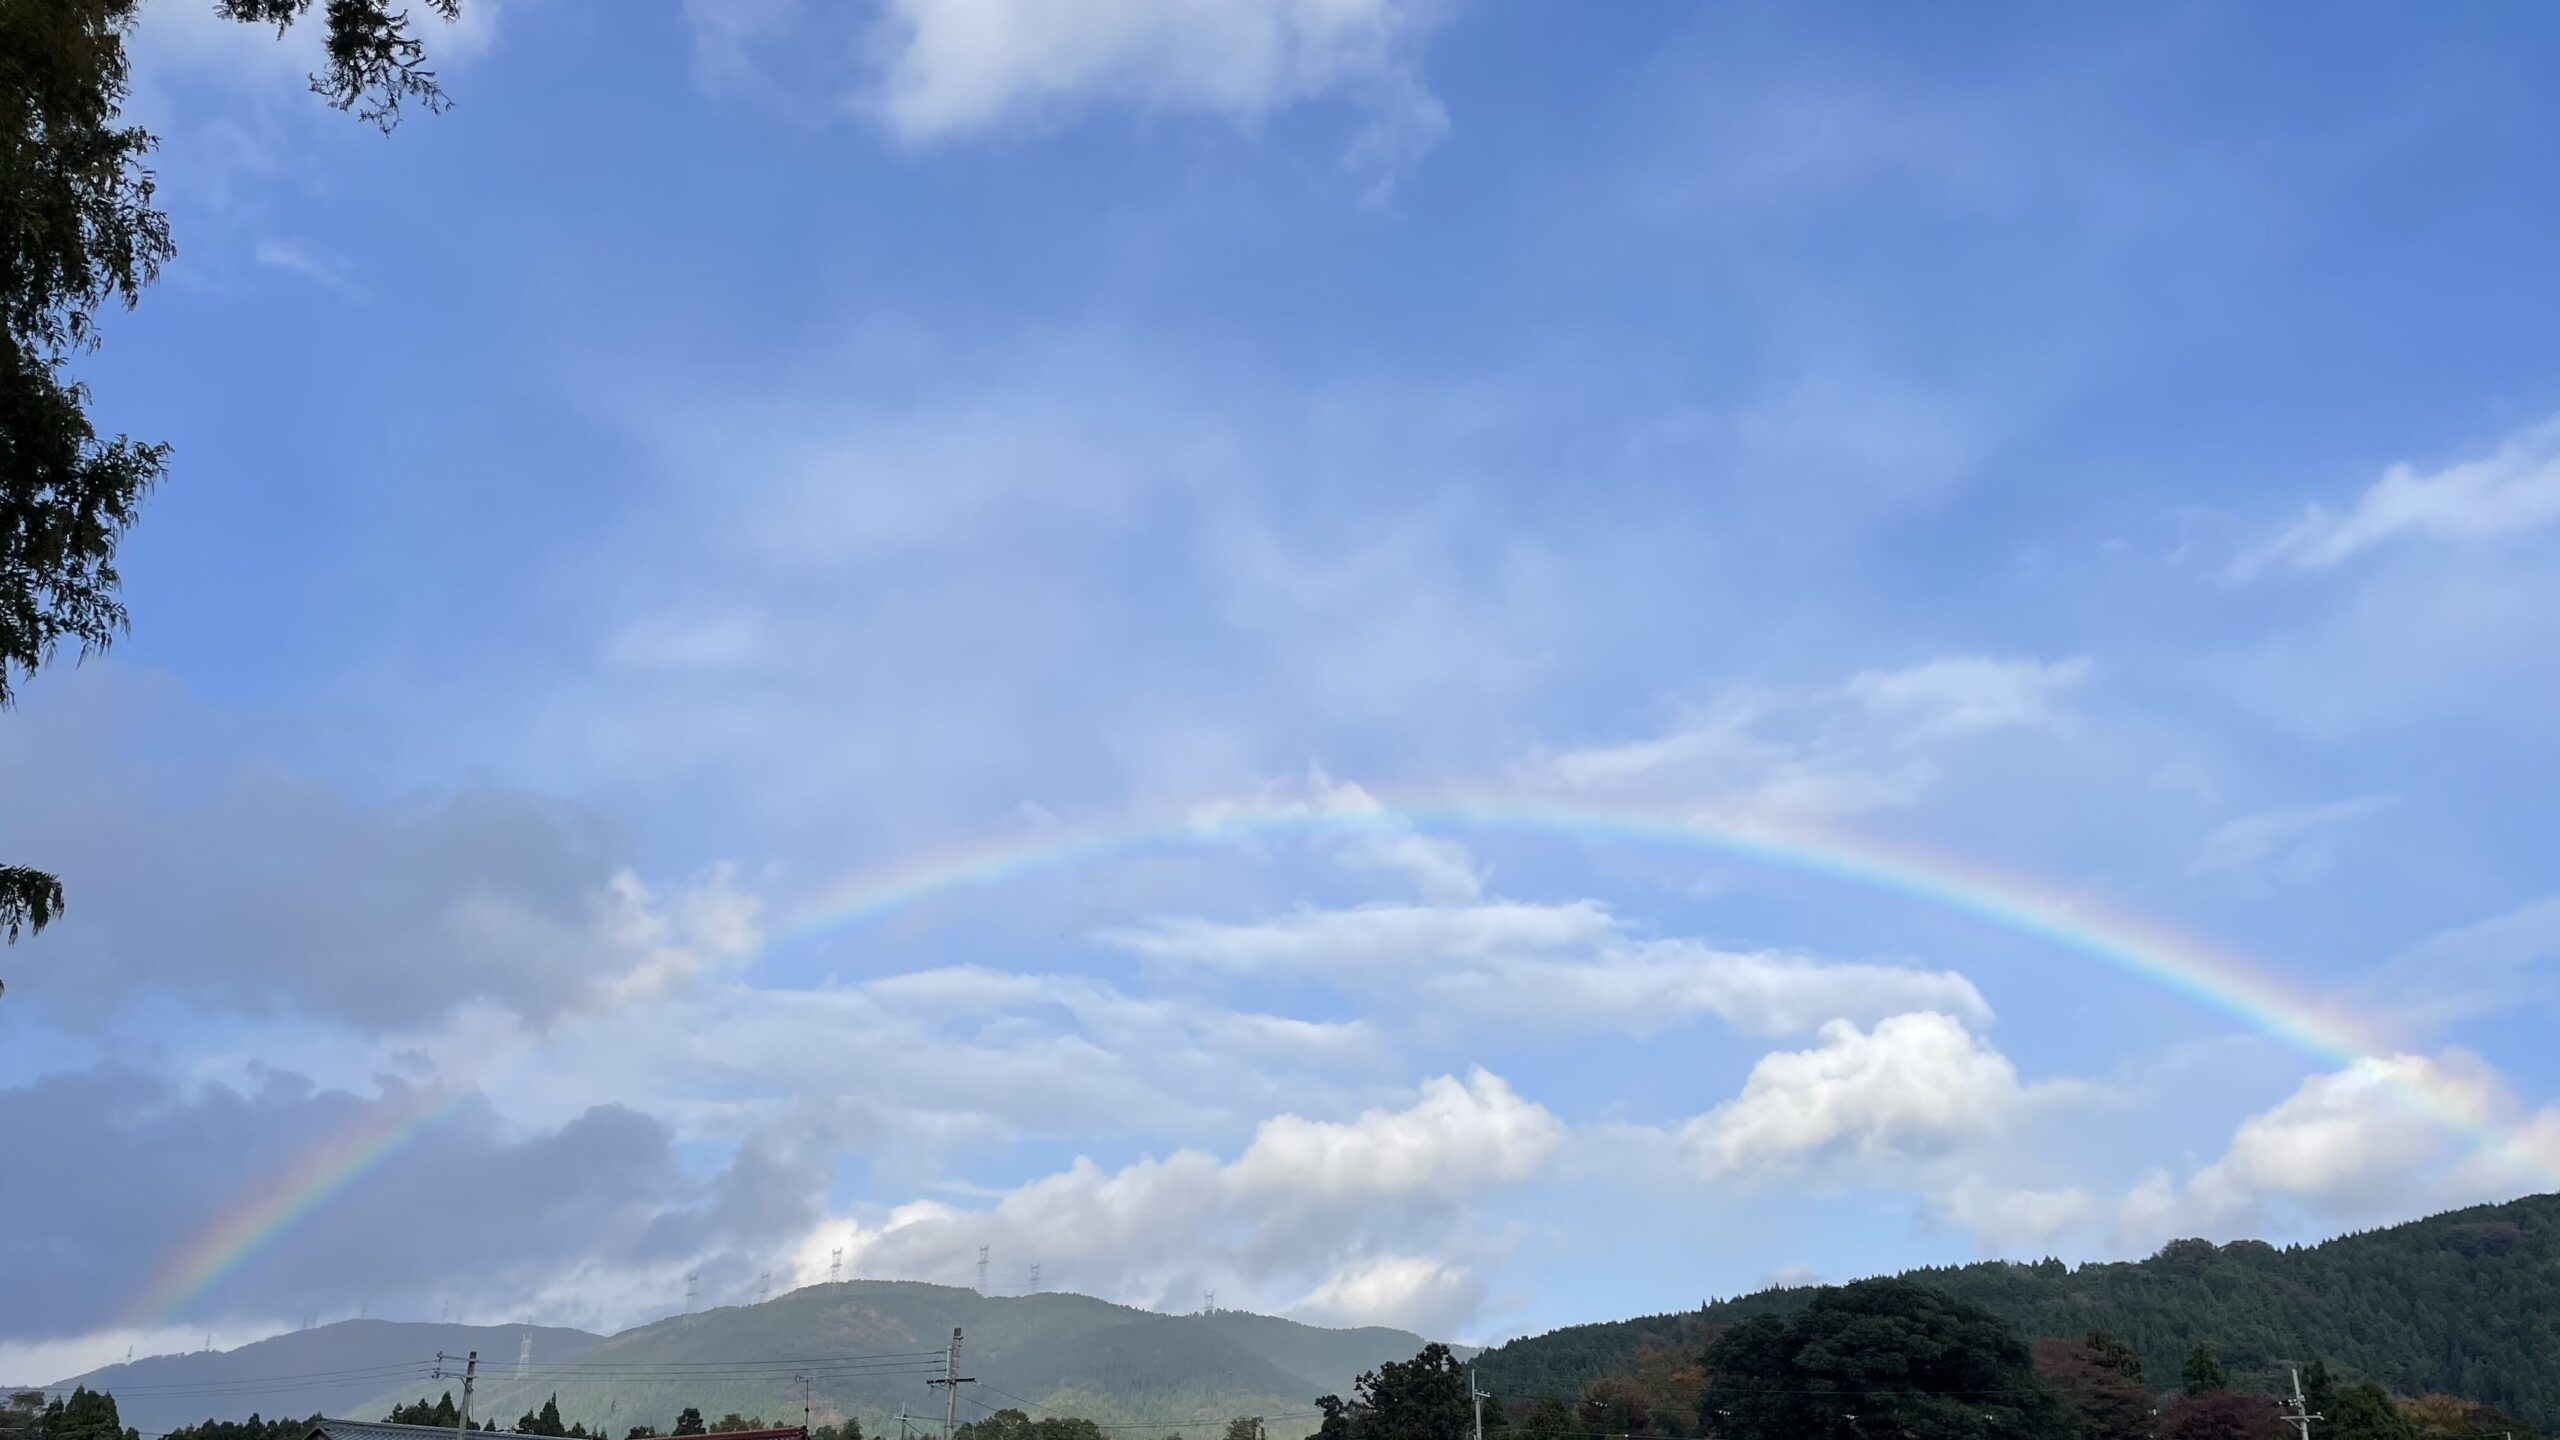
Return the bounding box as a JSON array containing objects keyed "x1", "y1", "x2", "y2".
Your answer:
[{"x1": 0, "y1": 0, "x2": 459, "y2": 995}]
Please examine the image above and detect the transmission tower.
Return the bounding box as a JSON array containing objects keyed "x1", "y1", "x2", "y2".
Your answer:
[
  {"x1": 684, "y1": 1271, "x2": 699, "y2": 1314},
  {"x1": 1027, "y1": 1262, "x2": 1041, "y2": 1292},
  {"x1": 1202, "y1": 1290, "x2": 1216, "y2": 1314},
  {"x1": 517, "y1": 1333, "x2": 532, "y2": 1378},
  {"x1": 831, "y1": 1247, "x2": 844, "y2": 1285},
  {"x1": 976, "y1": 1246, "x2": 989, "y2": 1293},
  {"x1": 757, "y1": 1270, "x2": 773, "y2": 1303}
]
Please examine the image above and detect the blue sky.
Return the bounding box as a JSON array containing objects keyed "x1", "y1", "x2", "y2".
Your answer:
[{"x1": 5, "y1": 0, "x2": 2560, "y2": 1384}]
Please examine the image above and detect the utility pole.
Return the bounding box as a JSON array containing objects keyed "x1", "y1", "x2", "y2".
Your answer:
[
  {"x1": 796, "y1": 1374, "x2": 813, "y2": 1435},
  {"x1": 2283, "y1": 1368, "x2": 2322, "y2": 1440},
  {"x1": 449, "y1": 1351, "x2": 479, "y2": 1440},
  {"x1": 1470, "y1": 1365, "x2": 1489, "y2": 1440},
  {"x1": 928, "y1": 1329, "x2": 974, "y2": 1440},
  {"x1": 976, "y1": 1246, "x2": 989, "y2": 1294}
]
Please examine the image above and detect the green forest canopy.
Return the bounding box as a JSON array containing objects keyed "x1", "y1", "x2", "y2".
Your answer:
[{"x1": 1471, "y1": 1193, "x2": 2560, "y2": 1431}]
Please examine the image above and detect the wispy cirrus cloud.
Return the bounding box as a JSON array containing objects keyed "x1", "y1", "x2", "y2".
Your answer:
[
  {"x1": 2239, "y1": 416, "x2": 2560, "y2": 575},
  {"x1": 2188, "y1": 795, "x2": 2393, "y2": 891},
  {"x1": 1522, "y1": 655, "x2": 2090, "y2": 822}
]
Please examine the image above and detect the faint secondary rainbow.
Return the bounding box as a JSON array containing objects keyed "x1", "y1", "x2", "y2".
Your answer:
[
  {"x1": 128, "y1": 1089, "x2": 461, "y2": 1327},
  {"x1": 775, "y1": 789, "x2": 2550, "y2": 1179}
]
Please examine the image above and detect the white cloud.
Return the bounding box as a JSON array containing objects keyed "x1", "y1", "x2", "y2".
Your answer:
[
  {"x1": 858, "y1": 0, "x2": 1452, "y2": 187},
  {"x1": 1104, "y1": 900, "x2": 1615, "y2": 970},
  {"x1": 1192, "y1": 768, "x2": 1487, "y2": 902},
  {"x1": 1939, "y1": 1178, "x2": 2097, "y2": 1254},
  {"x1": 1842, "y1": 656, "x2": 2091, "y2": 738},
  {"x1": 2243, "y1": 415, "x2": 2560, "y2": 573},
  {"x1": 2187, "y1": 795, "x2": 2392, "y2": 889},
  {"x1": 1102, "y1": 900, "x2": 1989, "y2": 1037},
  {"x1": 1527, "y1": 655, "x2": 2089, "y2": 822},
  {"x1": 1436, "y1": 941, "x2": 1991, "y2": 1038},
  {"x1": 1225, "y1": 1069, "x2": 1560, "y2": 1204},
  {"x1": 2193, "y1": 1052, "x2": 2505, "y2": 1210},
  {"x1": 253, "y1": 237, "x2": 366, "y2": 298},
  {"x1": 1288, "y1": 1253, "x2": 1483, "y2": 1335},
  {"x1": 1685, "y1": 1013, "x2": 2045, "y2": 1174},
  {"x1": 2112, "y1": 1051, "x2": 2560, "y2": 1247},
  {"x1": 788, "y1": 1070, "x2": 1557, "y2": 1320}
]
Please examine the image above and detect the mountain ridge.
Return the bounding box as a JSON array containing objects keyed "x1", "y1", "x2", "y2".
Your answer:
[
  {"x1": 1471, "y1": 1192, "x2": 2560, "y2": 1431},
  {"x1": 35, "y1": 1321, "x2": 605, "y2": 1437},
  {"x1": 41, "y1": 1286, "x2": 1451, "y2": 1440}
]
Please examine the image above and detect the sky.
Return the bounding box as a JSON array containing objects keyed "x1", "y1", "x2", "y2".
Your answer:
[{"x1": 5, "y1": 0, "x2": 2560, "y2": 1386}]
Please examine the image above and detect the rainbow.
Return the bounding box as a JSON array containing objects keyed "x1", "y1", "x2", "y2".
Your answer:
[
  {"x1": 128, "y1": 1089, "x2": 458, "y2": 1327},
  {"x1": 134, "y1": 789, "x2": 2553, "y2": 1326},
  {"x1": 774, "y1": 789, "x2": 2547, "y2": 1169}
]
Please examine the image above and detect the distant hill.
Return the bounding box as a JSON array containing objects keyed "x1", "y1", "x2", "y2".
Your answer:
[
  {"x1": 416, "y1": 1283, "x2": 1453, "y2": 1440},
  {"x1": 48, "y1": 1321, "x2": 603, "y2": 1437},
  {"x1": 1471, "y1": 1193, "x2": 2560, "y2": 1431}
]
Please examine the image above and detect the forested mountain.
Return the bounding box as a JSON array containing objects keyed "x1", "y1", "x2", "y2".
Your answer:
[
  {"x1": 45, "y1": 1322, "x2": 603, "y2": 1437},
  {"x1": 362, "y1": 1284, "x2": 1444, "y2": 1440},
  {"x1": 42, "y1": 1287, "x2": 1442, "y2": 1440},
  {"x1": 1471, "y1": 1194, "x2": 2560, "y2": 1430}
]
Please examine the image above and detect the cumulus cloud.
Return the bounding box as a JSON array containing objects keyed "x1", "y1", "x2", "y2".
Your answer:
[
  {"x1": 1102, "y1": 900, "x2": 1988, "y2": 1037},
  {"x1": 1685, "y1": 1013, "x2": 2047, "y2": 1174},
  {"x1": 1288, "y1": 1253, "x2": 1483, "y2": 1335},
  {"x1": 2111, "y1": 1051, "x2": 2560, "y2": 1247},
  {"x1": 2191, "y1": 1053, "x2": 2505, "y2": 1211},
  {"x1": 2242, "y1": 415, "x2": 2560, "y2": 573},
  {"x1": 1526, "y1": 655, "x2": 2089, "y2": 822},
  {"x1": 790, "y1": 1070, "x2": 1557, "y2": 1318},
  {"x1": 1938, "y1": 1179, "x2": 2097, "y2": 1254}
]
